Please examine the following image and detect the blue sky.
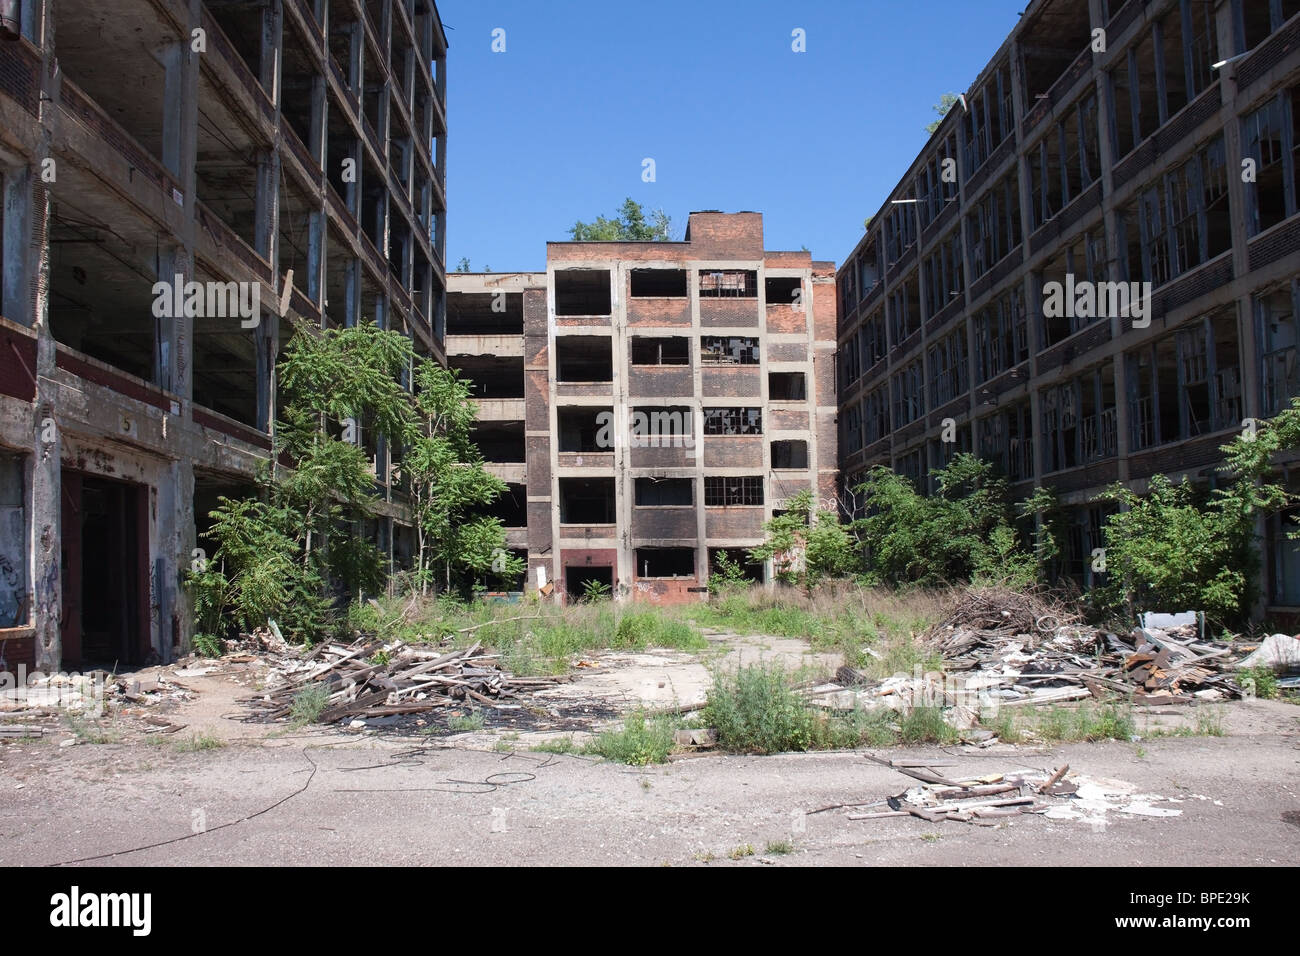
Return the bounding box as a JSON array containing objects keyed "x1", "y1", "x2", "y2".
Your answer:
[{"x1": 440, "y1": 0, "x2": 1025, "y2": 272}]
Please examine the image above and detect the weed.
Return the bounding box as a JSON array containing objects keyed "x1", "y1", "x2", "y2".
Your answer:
[
  {"x1": 729, "y1": 844, "x2": 755, "y2": 860},
  {"x1": 174, "y1": 733, "x2": 226, "y2": 752},
  {"x1": 897, "y1": 706, "x2": 960, "y2": 745},
  {"x1": 289, "y1": 683, "x2": 331, "y2": 725},
  {"x1": 493, "y1": 733, "x2": 520, "y2": 753},
  {"x1": 1029, "y1": 703, "x2": 1135, "y2": 742},
  {"x1": 586, "y1": 711, "x2": 677, "y2": 766},
  {"x1": 64, "y1": 714, "x2": 119, "y2": 745},
  {"x1": 529, "y1": 735, "x2": 578, "y2": 754},
  {"x1": 1192, "y1": 705, "x2": 1226, "y2": 737},
  {"x1": 447, "y1": 710, "x2": 485, "y2": 733},
  {"x1": 920, "y1": 832, "x2": 941, "y2": 843},
  {"x1": 692, "y1": 850, "x2": 716, "y2": 863},
  {"x1": 764, "y1": 840, "x2": 794, "y2": 855},
  {"x1": 581, "y1": 578, "x2": 612, "y2": 602},
  {"x1": 639, "y1": 778, "x2": 652, "y2": 791},
  {"x1": 1240, "y1": 666, "x2": 1278, "y2": 700},
  {"x1": 985, "y1": 707, "x2": 1023, "y2": 743},
  {"x1": 193, "y1": 632, "x2": 223, "y2": 658},
  {"x1": 369, "y1": 649, "x2": 391, "y2": 668}
]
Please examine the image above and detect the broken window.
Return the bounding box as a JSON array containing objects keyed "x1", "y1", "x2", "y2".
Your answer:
[
  {"x1": 1041, "y1": 363, "x2": 1117, "y2": 472},
  {"x1": 884, "y1": 193, "x2": 917, "y2": 267},
  {"x1": 0, "y1": 455, "x2": 25, "y2": 628},
  {"x1": 557, "y1": 407, "x2": 611, "y2": 453},
  {"x1": 700, "y1": 336, "x2": 758, "y2": 365},
  {"x1": 769, "y1": 372, "x2": 807, "y2": 401},
  {"x1": 1131, "y1": 135, "x2": 1232, "y2": 285},
  {"x1": 1234, "y1": 0, "x2": 1296, "y2": 56},
  {"x1": 630, "y1": 268, "x2": 688, "y2": 297},
  {"x1": 863, "y1": 386, "x2": 890, "y2": 444},
  {"x1": 703, "y1": 407, "x2": 763, "y2": 435},
  {"x1": 843, "y1": 402, "x2": 863, "y2": 453},
  {"x1": 895, "y1": 448, "x2": 925, "y2": 487},
  {"x1": 631, "y1": 336, "x2": 689, "y2": 366},
  {"x1": 858, "y1": 240, "x2": 883, "y2": 298},
  {"x1": 891, "y1": 360, "x2": 925, "y2": 427},
  {"x1": 928, "y1": 331, "x2": 969, "y2": 408},
  {"x1": 975, "y1": 286, "x2": 1028, "y2": 382},
  {"x1": 472, "y1": 422, "x2": 525, "y2": 462},
  {"x1": 860, "y1": 310, "x2": 887, "y2": 369},
  {"x1": 1259, "y1": 282, "x2": 1300, "y2": 417},
  {"x1": 966, "y1": 173, "x2": 1021, "y2": 280},
  {"x1": 558, "y1": 477, "x2": 615, "y2": 524},
  {"x1": 704, "y1": 476, "x2": 764, "y2": 506},
  {"x1": 634, "y1": 477, "x2": 693, "y2": 506},
  {"x1": 1242, "y1": 91, "x2": 1297, "y2": 237},
  {"x1": 635, "y1": 548, "x2": 695, "y2": 578},
  {"x1": 698, "y1": 270, "x2": 757, "y2": 298},
  {"x1": 979, "y1": 401, "x2": 1033, "y2": 481},
  {"x1": 839, "y1": 267, "x2": 857, "y2": 314},
  {"x1": 840, "y1": 337, "x2": 862, "y2": 390},
  {"x1": 887, "y1": 274, "x2": 921, "y2": 345},
  {"x1": 555, "y1": 336, "x2": 613, "y2": 381},
  {"x1": 555, "y1": 270, "x2": 611, "y2": 315},
  {"x1": 917, "y1": 136, "x2": 958, "y2": 229},
  {"x1": 771, "y1": 440, "x2": 808, "y2": 470},
  {"x1": 765, "y1": 276, "x2": 803, "y2": 309},
  {"x1": 923, "y1": 229, "x2": 963, "y2": 318}
]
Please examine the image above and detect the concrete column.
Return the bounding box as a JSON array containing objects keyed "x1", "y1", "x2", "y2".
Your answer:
[
  {"x1": 30, "y1": 177, "x2": 61, "y2": 670},
  {"x1": 344, "y1": 257, "x2": 361, "y2": 327},
  {"x1": 256, "y1": 311, "x2": 279, "y2": 432},
  {"x1": 260, "y1": 0, "x2": 283, "y2": 106},
  {"x1": 254, "y1": 149, "x2": 280, "y2": 264},
  {"x1": 309, "y1": 73, "x2": 328, "y2": 166},
  {"x1": 307, "y1": 210, "x2": 325, "y2": 304},
  {"x1": 161, "y1": 42, "x2": 187, "y2": 178},
  {"x1": 154, "y1": 247, "x2": 193, "y2": 394}
]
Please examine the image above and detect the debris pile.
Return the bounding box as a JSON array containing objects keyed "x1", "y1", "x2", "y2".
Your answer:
[
  {"x1": 242, "y1": 637, "x2": 566, "y2": 724},
  {"x1": 810, "y1": 589, "x2": 1285, "y2": 718},
  {"x1": 847, "y1": 755, "x2": 1185, "y2": 827}
]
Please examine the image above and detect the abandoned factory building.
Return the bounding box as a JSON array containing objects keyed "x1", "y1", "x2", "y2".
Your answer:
[
  {"x1": 446, "y1": 211, "x2": 839, "y2": 603},
  {"x1": 836, "y1": 0, "x2": 1300, "y2": 606},
  {"x1": 0, "y1": 0, "x2": 449, "y2": 671}
]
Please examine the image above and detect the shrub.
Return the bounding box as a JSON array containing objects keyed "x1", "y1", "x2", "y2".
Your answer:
[
  {"x1": 290, "y1": 683, "x2": 332, "y2": 724},
  {"x1": 704, "y1": 664, "x2": 824, "y2": 754},
  {"x1": 586, "y1": 711, "x2": 677, "y2": 765}
]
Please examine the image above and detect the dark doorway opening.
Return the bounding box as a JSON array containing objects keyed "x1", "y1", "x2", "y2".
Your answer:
[{"x1": 60, "y1": 471, "x2": 150, "y2": 669}]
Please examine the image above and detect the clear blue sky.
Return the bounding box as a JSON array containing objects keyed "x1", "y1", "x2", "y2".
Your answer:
[{"x1": 440, "y1": 0, "x2": 1025, "y2": 272}]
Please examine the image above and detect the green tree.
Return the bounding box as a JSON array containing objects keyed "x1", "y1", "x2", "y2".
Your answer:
[
  {"x1": 403, "y1": 361, "x2": 523, "y2": 594},
  {"x1": 569, "y1": 198, "x2": 673, "y2": 241},
  {"x1": 925, "y1": 93, "x2": 960, "y2": 134},
  {"x1": 749, "y1": 490, "x2": 860, "y2": 588},
  {"x1": 851, "y1": 454, "x2": 1033, "y2": 587}
]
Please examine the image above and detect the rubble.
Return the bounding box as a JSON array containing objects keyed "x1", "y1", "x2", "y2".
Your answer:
[
  {"x1": 240, "y1": 636, "x2": 568, "y2": 724},
  {"x1": 846, "y1": 756, "x2": 1185, "y2": 827},
  {"x1": 805, "y1": 588, "x2": 1283, "y2": 720}
]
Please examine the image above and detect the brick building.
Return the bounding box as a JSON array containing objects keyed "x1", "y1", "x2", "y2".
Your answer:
[
  {"x1": 448, "y1": 211, "x2": 838, "y2": 603},
  {"x1": 836, "y1": 0, "x2": 1300, "y2": 606},
  {"x1": 0, "y1": 0, "x2": 447, "y2": 669}
]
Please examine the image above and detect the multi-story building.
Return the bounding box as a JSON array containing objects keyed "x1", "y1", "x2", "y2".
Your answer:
[
  {"x1": 448, "y1": 211, "x2": 838, "y2": 603},
  {"x1": 0, "y1": 0, "x2": 448, "y2": 670},
  {"x1": 836, "y1": 0, "x2": 1300, "y2": 605}
]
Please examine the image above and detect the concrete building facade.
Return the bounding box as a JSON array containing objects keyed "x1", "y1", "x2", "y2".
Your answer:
[
  {"x1": 836, "y1": 0, "x2": 1300, "y2": 605},
  {"x1": 0, "y1": 0, "x2": 448, "y2": 670},
  {"x1": 448, "y1": 211, "x2": 839, "y2": 603}
]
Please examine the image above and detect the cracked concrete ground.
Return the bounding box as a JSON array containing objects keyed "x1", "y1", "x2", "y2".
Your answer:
[{"x1": 1, "y1": 697, "x2": 1296, "y2": 867}]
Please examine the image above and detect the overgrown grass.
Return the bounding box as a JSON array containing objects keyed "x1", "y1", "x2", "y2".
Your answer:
[
  {"x1": 529, "y1": 735, "x2": 579, "y2": 754},
  {"x1": 686, "y1": 584, "x2": 947, "y2": 673},
  {"x1": 356, "y1": 595, "x2": 707, "y2": 676},
  {"x1": 764, "y1": 840, "x2": 794, "y2": 855},
  {"x1": 173, "y1": 732, "x2": 226, "y2": 752},
  {"x1": 1021, "y1": 702, "x2": 1136, "y2": 743},
  {"x1": 586, "y1": 710, "x2": 679, "y2": 766},
  {"x1": 1240, "y1": 666, "x2": 1279, "y2": 700},
  {"x1": 897, "y1": 706, "x2": 961, "y2": 745}
]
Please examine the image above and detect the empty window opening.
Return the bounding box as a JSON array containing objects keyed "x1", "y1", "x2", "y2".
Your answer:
[
  {"x1": 698, "y1": 270, "x2": 757, "y2": 297},
  {"x1": 771, "y1": 440, "x2": 808, "y2": 469},
  {"x1": 703, "y1": 407, "x2": 763, "y2": 435},
  {"x1": 559, "y1": 477, "x2": 616, "y2": 524},
  {"x1": 631, "y1": 336, "x2": 690, "y2": 365},
  {"x1": 555, "y1": 270, "x2": 611, "y2": 316},
  {"x1": 556, "y1": 336, "x2": 613, "y2": 382},
  {"x1": 1259, "y1": 284, "x2": 1300, "y2": 416},
  {"x1": 470, "y1": 422, "x2": 525, "y2": 462},
  {"x1": 700, "y1": 336, "x2": 758, "y2": 365},
  {"x1": 634, "y1": 477, "x2": 694, "y2": 506},
  {"x1": 765, "y1": 276, "x2": 803, "y2": 308},
  {"x1": 635, "y1": 548, "x2": 695, "y2": 578},
  {"x1": 558, "y1": 407, "x2": 611, "y2": 453},
  {"x1": 565, "y1": 565, "x2": 613, "y2": 600},
  {"x1": 452, "y1": 355, "x2": 524, "y2": 398},
  {"x1": 475, "y1": 482, "x2": 527, "y2": 527},
  {"x1": 1020, "y1": 1, "x2": 1091, "y2": 101},
  {"x1": 887, "y1": 274, "x2": 922, "y2": 345},
  {"x1": 630, "y1": 269, "x2": 687, "y2": 297},
  {"x1": 709, "y1": 548, "x2": 765, "y2": 583},
  {"x1": 769, "y1": 372, "x2": 807, "y2": 401},
  {"x1": 705, "y1": 476, "x2": 764, "y2": 506},
  {"x1": 447, "y1": 291, "x2": 524, "y2": 335}
]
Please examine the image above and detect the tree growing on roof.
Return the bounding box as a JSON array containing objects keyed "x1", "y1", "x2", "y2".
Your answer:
[
  {"x1": 925, "y1": 93, "x2": 960, "y2": 134},
  {"x1": 569, "y1": 198, "x2": 673, "y2": 241}
]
